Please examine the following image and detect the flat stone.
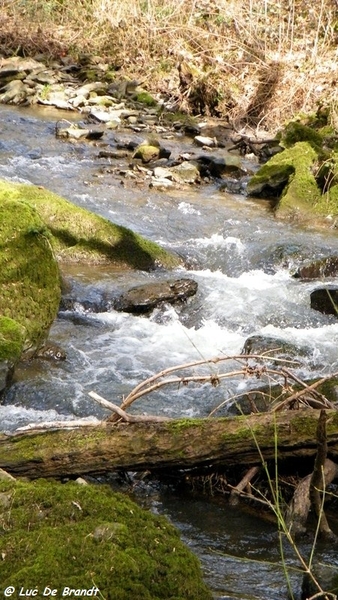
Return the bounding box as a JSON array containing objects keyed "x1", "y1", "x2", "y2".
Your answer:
[
  {"x1": 76, "y1": 82, "x2": 107, "y2": 97},
  {"x1": 170, "y1": 161, "x2": 200, "y2": 184},
  {"x1": 150, "y1": 178, "x2": 175, "y2": 190},
  {"x1": 153, "y1": 166, "x2": 173, "y2": 179},
  {"x1": 0, "y1": 80, "x2": 27, "y2": 104},
  {"x1": 194, "y1": 135, "x2": 217, "y2": 147},
  {"x1": 90, "y1": 108, "x2": 122, "y2": 123},
  {"x1": 0, "y1": 57, "x2": 44, "y2": 78},
  {"x1": 26, "y1": 70, "x2": 58, "y2": 85},
  {"x1": 117, "y1": 278, "x2": 198, "y2": 313}
]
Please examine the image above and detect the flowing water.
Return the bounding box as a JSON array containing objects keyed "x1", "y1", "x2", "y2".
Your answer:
[{"x1": 1, "y1": 105, "x2": 338, "y2": 598}]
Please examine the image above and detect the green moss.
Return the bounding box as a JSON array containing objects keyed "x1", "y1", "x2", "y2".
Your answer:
[
  {"x1": 0, "y1": 197, "x2": 61, "y2": 351},
  {"x1": 161, "y1": 112, "x2": 198, "y2": 127},
  {"x1": 104, "y1": 69, "x2": 117, "y2": 83},
  {"x1": 0, "y1": 180, "x2": 181, "y2": 270},
  {"x1": 134, "y1": 91, "x2": 158, "y2": 106},
  {"x1": 248, "y1": 142, "x2": 322, "y2": 221},
  {"x1": 1, "y1": 428, "x2": 109, "y2": 464},
  {"x1": 133, "y1": 144, "x2": 161, "y2": 163},
  {"x1": 78, "y1": 68, "x2": 97, "y2": 82},
  {"x1": 168, "y1": 418, "x2": 209, "y2": 433},
  {"x1": 247, "y1": 163, "x2": 295, "y2": 197},
  {"x1": 313, "y1": 152, "x2": 338, "y2": 216},
  {"x1": 0, "y1": 317, "x2": 25, "y2": 362},
  {"x1": 281, "y1": 121, "x2": 323, "y2": 151},
  {"x1": 278, "y1": 142, "x2": 321, "y2": 217},
  {"x1": 0, "y1": 479, "x2": 212, "y2": 600},
  {"x1": 327, "y1": 184, "x2": 338, "y2": 214}
]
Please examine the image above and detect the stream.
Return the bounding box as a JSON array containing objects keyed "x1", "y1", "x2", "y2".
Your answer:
[{"x1": 1, "y1": 104, "x2": 338, "y2": 599}]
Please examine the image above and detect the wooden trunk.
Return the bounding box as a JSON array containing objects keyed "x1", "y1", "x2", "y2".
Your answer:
[{"x1": 1, "y1": 409, "x2": 338, "y2": 479}]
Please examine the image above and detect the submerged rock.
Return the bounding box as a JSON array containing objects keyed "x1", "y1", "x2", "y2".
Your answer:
[
  {"x1": 61, "y1": 278, "x2": 198, "y2": 316},
  {"x1": 242, "y1": 334, "x2": 309, "y2": 362},
  {"x1": 55, "y1": 122, "x2": 104, "y2": 140},
  {"x1": 292, "y1": 256, "x2": 338, "y2": 279},
  {"x1": 35, "y1": 343, "x2": 67, "y2": 361}
]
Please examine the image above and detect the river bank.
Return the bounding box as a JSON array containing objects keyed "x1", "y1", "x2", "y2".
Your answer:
[{"x1": 1, "y1": 0, "x2": 338, "y2": 132}]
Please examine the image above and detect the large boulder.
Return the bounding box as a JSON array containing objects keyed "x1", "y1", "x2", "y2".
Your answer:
[
  {"x1": 0, "y1": 198, "x2": 61, "y2": 362},
  {"x1": 0, "y1": 180, "x2": 181, "y2": 270},
  {"x1": 0, "y1": 478, "x2": 212, "y2": 600},
  {"x1": 0, "y1": 180, "x2": 182, "y2": 386},
  {"x1": 0, "y1": 317, "x2": 26, "y2": 393},
  {"x1": 247, "y1": 142, "x2": 322, "y2": 221}
]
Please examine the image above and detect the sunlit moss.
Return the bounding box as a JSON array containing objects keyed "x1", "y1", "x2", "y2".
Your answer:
[
  {"x1": 248, "y1": 142, "x2": 322, "y2": 222},
  {"x1": 0, "y1": 180, "x2": 181, "y2": 270},
  {"x1": 0, "y1": 317, "x2": 25, "y2": 362},
  {"x1": 0, "y1": 197, "x2": 61, "y2": 353},
  {"x1": 0, "y1": 479, "x2": 212, "y2": 600}
]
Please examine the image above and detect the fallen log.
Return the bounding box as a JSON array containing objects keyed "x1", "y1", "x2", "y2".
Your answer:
[{"x1": 1, "y1": 409, "x2": 338, "y2": 479}]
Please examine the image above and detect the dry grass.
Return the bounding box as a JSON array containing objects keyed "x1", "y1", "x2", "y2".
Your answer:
[{"x1": 1, "y1": 0, "x2": 338, "y2": 130}]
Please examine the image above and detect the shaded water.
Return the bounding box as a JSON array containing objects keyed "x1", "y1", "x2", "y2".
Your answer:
[{"x1": 1, "y1": 105, "x2": 338, "y2": 598}]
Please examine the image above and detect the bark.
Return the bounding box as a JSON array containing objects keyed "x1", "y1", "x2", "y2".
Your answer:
[
  {"x1": 1, "y1": 409, "x2": 338, "y2": 479},
  {"x1": 310, "y1": 410, "x2": 334, "y2": 538},
  {"x1": 286, "y1": 458, "x2": 338, "y2": 537}
]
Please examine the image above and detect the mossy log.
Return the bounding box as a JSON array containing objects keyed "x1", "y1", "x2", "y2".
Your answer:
[{"x1": 1, "y1": 409, "x2": 338, "y2": 479}]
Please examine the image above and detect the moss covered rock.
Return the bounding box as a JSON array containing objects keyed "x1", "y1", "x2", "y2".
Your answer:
[
  {"x1": 277, "y1": 142, "x2": 321, "y2": 219},
  {"x1": 133, "y1": 140, "x2": 171, "y2": 164},
  {"x1": 247, "y1": 162, "x2": 295, "y2": 197},
  {"x1": 0, "y1": 317, "x2": 25, "y2": 392},
  {"x1": 0, "y1": 180, "x2": 181, "y2": 270},
  {"x1": 134, "y1": 90, "x2": 158, "y2": 106},
  {"x1": 0, "y1": 479, "x2": 212, "y2": 600},
  {"x1": 0, "y1": 198, "x2": 61, "y2": 357},
  {"x1": 248, "y1": 142, "x2": 322, "y2": 222},
  {"x1": 280, "y1": 121, "x2": 323, "y2": 150},
  {"x1": 0, "y1": 317, "x2": 25, "y2": 363}
]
